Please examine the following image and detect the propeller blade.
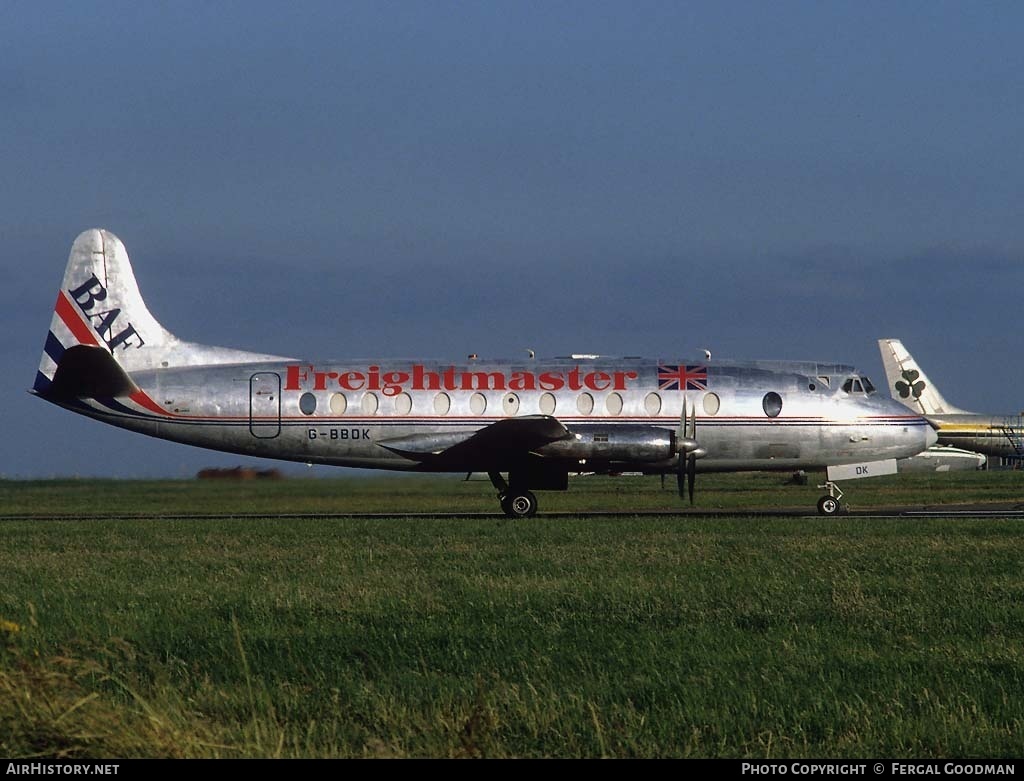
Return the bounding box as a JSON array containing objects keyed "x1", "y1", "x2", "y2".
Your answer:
[
  {"x1": 676, "y1": 394, "x2": 700, "y2": 503},
  {"x1": 688, "y1": 395, "x2": 697, "y2": 440},
  {"x1": 677, "y1": 396, "x2": 688, "y2": 499},
  {"x1": 687, "y1": 453, "x2": 696, "y2": 504},
  {"x1": 678, "y1": 395, "x2": 687, "y2": 444},
  {"x1": 689, "y1": 398, "x2": 700, "y2": 503}
]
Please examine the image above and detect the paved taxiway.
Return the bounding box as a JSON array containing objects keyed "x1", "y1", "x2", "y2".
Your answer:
[{"x1": 3, "y1": 503, "x2": 1023, "y2": 522}]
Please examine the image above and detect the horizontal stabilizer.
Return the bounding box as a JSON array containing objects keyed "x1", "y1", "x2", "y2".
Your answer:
[
  {"x1": 378, "y1": 415, "x2": 571, "y2": 464},
  {"x1": 37, "y1": 345, "x2": 139, "y2": 400}
]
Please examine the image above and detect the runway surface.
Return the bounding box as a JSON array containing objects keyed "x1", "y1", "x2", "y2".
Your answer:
[{"x1": 4, "y1": 504, "x2": 1024, "y2": 522}]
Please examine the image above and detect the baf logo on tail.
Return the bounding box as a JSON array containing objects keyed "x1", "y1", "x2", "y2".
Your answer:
[
  {"x1": 35, "y1": 273, "x2": 145, "y2": 397},
  {"x1": 66, "y1": 275, "x2": 145, "y2": 351},
  {"x1": 36, "y1": 228, "x2": 289, "y2": 398}
]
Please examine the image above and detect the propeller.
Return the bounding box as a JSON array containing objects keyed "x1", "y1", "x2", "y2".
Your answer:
[
  {"x1": 676, "y1": 396, "x2": 701, "y2": 504},
  {"x1": 686, "y1": 444, "x2": 697, "y2": 504}
]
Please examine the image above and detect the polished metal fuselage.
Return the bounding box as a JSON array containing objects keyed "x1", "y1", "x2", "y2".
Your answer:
[{"x1": 56, "y1": 356, "x2": 935, "y2": 474}]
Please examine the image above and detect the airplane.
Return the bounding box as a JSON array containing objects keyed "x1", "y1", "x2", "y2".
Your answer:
[
  {"x1": 897, "y1": 446, "x2": 986, "y2": 473},
  {"x1": 31, "y1": 229, "x2": 937, "y2": 517},
  {"x1": 878, "y1": 339, "x2": 1024, "y2": 463}
]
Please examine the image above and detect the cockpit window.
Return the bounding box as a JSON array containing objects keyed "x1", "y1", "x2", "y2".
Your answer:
[{"x1": 842, "y1": 376, "x2": 876, "y2": 395}]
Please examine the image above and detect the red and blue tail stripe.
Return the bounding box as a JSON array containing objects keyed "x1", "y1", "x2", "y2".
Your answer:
[
  {"x1": 34, "y1": 291, "x2": 105, "y2": 394},
  {"x1": 34, "y1": 290, "x2": 171, "y2": 418}
]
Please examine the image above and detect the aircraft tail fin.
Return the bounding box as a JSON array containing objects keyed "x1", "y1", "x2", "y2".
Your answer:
[
  {"x1": 34, "y1": 229, "x2": 290, "y2": 397},
  {"x1": 877, "y1": 338, "x2": 968, "y2": 415}
]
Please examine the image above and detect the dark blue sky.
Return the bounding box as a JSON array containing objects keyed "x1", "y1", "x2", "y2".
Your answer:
[{"x1": 4, "y1": 1, "x2": 1022, "y2": 477}]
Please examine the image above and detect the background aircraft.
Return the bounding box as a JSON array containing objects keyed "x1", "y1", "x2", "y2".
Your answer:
[
  {"x1": 897, "y1": 447, "x2": 986, "y2": 472},
  {"x1": 878, "y1": 339, "x2": 1024, "y2": 465},
  {"x1": 33, "y1": 230, "x2": 936, "y2": 516}
]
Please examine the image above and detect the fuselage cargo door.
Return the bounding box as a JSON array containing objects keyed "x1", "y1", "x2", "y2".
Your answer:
[{"x1": 249, "y1": 372, "x2": 281, "y2": 438}]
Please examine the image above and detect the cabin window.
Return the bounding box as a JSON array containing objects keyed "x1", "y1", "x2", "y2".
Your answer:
[
  {"x1": 577, "y1": 392, "x2": 594, "y2": 415},
  {"x1": 433, "y1": 392, "x2": 451, "y2": 415},
  {"x1": 606, "y1": 392, "x2": 623, "y2": 416},
  {"x1": 299, "y1": 393, "x2": 317, "y2": 415},
  {"x1": 503, "y1": 393, "x2": 520, "y2": 415},
  {"x1": 361, "y1": 392, "x2": 379, "y2": 415},
  {"x1": 703, "y1": 392, "x2": 720, "y2": 416},
  {"x1": 539, "y1": 392, "x2": 556, "y2": 415},
  {"x1": 644, "y1": 392, "x2": 662, "y2": 416},
  {"x1": 394, "y1": 392, "x2": 412, "y2": 416},
  {"x1": 762, "y1": 392, "x2": 783, "y2": 418},
  {"x1": 329, "y1": 393, "x2": 347, "y2": 415},
  {"x1": 470, "y1": 392, "x2": 487, "y2": 415}
]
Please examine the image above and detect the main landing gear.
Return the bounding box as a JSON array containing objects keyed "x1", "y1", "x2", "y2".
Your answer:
[
  {"x1": 500, "y1": 490, "x2": 538, "y2": 518},
  {"x1": 816, "y1": 480, "x2": 845, "y2": 516},
  {"x1": 489, "y1": 471, "x2": 538, "y2": 518}
]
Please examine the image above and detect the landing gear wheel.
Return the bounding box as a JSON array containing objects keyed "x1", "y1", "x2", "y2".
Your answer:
[
  {"x1": 817, "y1": 495, "x2": 841, "y2": 516},
  {"x1": 815, "y1": 480, "x2": 844, "y2": 516},
  {"x1": 501, "y1": 490, "x2": 537, "y2": 518}
]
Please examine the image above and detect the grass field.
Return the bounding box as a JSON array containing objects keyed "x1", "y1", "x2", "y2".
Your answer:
[{"x1": 1, "y1": 472, "x2": 1023, "y2": 758}]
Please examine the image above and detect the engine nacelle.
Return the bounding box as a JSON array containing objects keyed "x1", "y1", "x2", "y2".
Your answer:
[{"x1": 535, "y1": 425, "x2": 675, "y2": 462}]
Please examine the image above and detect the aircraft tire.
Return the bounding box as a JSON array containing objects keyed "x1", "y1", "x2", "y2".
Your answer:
[
  {"x1": 817, "y1": 495, "x2": 841, "y2": 516},
  {"x1": 503, "y1": 490, "x2": 538, "y2": 518}
]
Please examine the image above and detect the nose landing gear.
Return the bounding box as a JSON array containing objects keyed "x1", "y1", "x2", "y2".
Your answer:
[{"x1": 816, "y1": 480, "x2": 845, "y2": 516}]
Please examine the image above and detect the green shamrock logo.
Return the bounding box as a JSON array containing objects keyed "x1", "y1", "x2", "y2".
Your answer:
[{"x1": 895, "y1": 369, "x2": 926, "y2": 400}]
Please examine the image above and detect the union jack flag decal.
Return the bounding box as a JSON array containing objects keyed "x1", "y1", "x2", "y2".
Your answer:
[{"x1": 657, "y1": 364, "x2": 708, "y2": 391}]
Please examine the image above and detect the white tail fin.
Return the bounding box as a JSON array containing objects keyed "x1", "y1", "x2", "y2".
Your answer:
[
  {"x1": 877, "y1": 338, "x2": 968, "y2": 415},
  {"x1": 35, "y1": 229, "x2": 290, "y2": 396}
]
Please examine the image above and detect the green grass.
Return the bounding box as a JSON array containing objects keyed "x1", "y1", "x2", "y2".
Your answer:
[
  {"x1": 1, "y1": 473, "x2": 1023, "y2": 757},
  {"x1": 2, "y1": 469, "x2": 1023, "y2": 516}
]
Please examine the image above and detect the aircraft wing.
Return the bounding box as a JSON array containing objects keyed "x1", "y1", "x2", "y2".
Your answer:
[{"x1": 377, "y1": 415, "x2": 572, "y2": 465}]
